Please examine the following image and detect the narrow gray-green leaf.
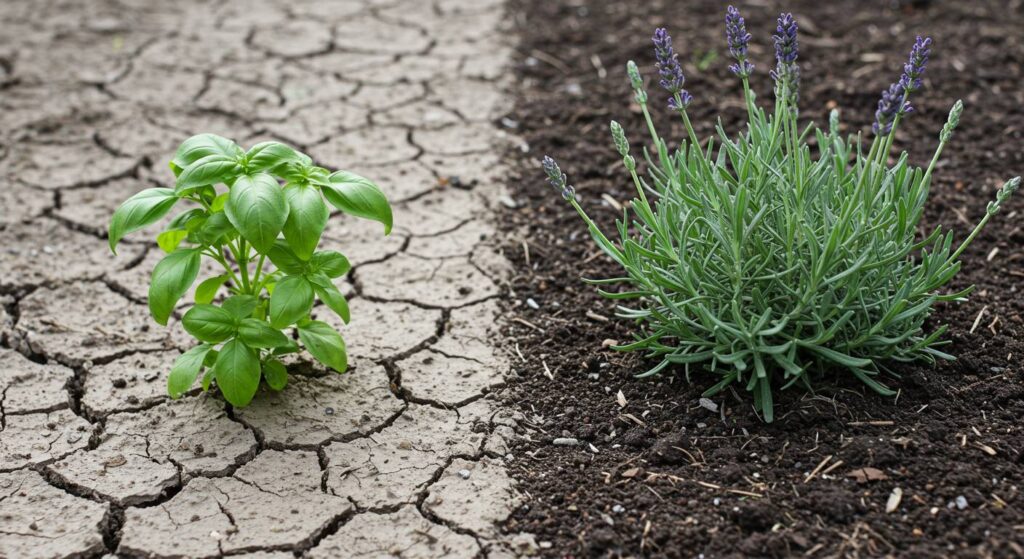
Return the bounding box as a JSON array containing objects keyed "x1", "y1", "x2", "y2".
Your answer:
[
  {"x1": 109, "y1": 188, "x2": 179, "y2": 253},
  {"x1": 149, "y1": 248, "x2": 202, "y2": 325},
  {"x1": 212, "y1": 339, "x2": 261, "y2": 407},
  {"x1": 322, "y1": 170, "x2": 393, "y2": 234},
  {"x1": 225, "y1": 173, "x2": 288, "y2": 254},
  {"x1": 297, "y1": 320, "x2": 347, "y2": 373},
  {"x1": 269, "y1": 275, "x2": 314, "y2": 328},
  {"x1": 168, "y1": 344, "x2": 213, "y2": 398},
  {"x1": 282, "y1": 183, "x2": 328, "y2": 260}
]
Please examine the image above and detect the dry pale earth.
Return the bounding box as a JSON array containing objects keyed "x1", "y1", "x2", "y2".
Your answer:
[{"x1": 0, "y1": 0, "x2": 536, "y2": 557}]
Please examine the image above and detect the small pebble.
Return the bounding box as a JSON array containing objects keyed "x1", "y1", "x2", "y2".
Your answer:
[
  {"x1": 713, "y1": 498, "x2": 721, "y2": 506},
  {"x1": 698, "y1": 398, "x2": 719, "y2": 412},
  {"x1": 324, "y1": 407, "x2": 335, "y2": 416},
  {"x1": 612, "y1": 504, "x2": 625, "y2": 514},
  {"x1": 552, "y1": 437, "x2": 579, "y2": 446},
  {"x1": 526, "y1": 298, "x2": 539, "y2": 310},
  {"x1": 458, "y1": 469, "x2": 471, "y2": 480},
  {"x1": 955, "y1": 495, "x2": 968, "y2": 510}
]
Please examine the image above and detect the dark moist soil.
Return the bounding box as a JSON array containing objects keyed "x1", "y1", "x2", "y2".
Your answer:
[{"x1": 496, "y1": 0, "x2": 1024, "y2": 557}]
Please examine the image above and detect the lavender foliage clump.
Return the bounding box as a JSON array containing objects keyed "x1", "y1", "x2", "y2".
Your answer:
[
  {"x1": 652, "y1": 28, "x2": 692, "y2": 110},
  {"x1": 542, "y1": 8, "x2": 1018, "y2": 423},
  {"x1": 725, "y1": 6, "x2": 754, "y2": 77}
]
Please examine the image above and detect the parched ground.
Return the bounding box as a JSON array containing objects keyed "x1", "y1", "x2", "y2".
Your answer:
[{"x1": 0, "y1": 0, "x2": 536, "y2": 557}]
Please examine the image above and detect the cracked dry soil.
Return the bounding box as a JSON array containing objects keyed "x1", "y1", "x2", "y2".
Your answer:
[{"x1": 0, "y1": 0, "x2": 537, "y2": 557}]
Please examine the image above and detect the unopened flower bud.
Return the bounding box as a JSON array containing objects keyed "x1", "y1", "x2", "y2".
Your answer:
[
  {"x1": 940, "y1": 100, "x2": 963, "y2": 143},
  {"x1": 610, "y1": 121, "x2": 629, "y2": 157}
]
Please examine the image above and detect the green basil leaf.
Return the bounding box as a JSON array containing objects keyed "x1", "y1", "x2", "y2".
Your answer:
[
  {"x1": 309, "y1": 251, "x2": 350, "y2": 278},
  {"x1": 272, "y1": 338, "x2": 300, "y2": 356},
  {"x1": 223, "y1": 295, "x2": 258, "y2": 319},
  {"x1": 238, "y1": 318, "x2": 290, "y2": 348},
  {"x1": 172, "y1": 134, "x2": 243, "y2": 168},
  {"x1": 149, "y1": 248, "x2": 202, "y2": 325},
  {"x1": 246, "y1": 142, "x2": 307, "y2": 173},
  {"x1": 168, "y1": 344, "x2": 213, "y2": 398},
  {"x1": 156, "y1": 229, "x2": 188, "y2": 254},
  {"x1": 182, "y1": 304, "x2": 238, "y2": 343},
  {"x1": 196, "y1": 211, "x2": 235, "y2": 245},
  {"x1": 282, "y1": 183, "x2": 328, "y2": 261},
  {"x1": 195, "y1": 274, "x2": 230, "y2": 305},
  {"x1": 322, "y1": 170, "x2": 393, "y2": 234},
  {"x1": 225, "y1": 173, "x2": 288, "y2": 254},
  {"x1": 269, "y1": 275, "x2": 314, "y2": 329},
  {"x1": 262, "y1": 357, "x2": 288, "y2": 391},
  {"x1": 212, "y1": 339, "x2": 261, "y2": 407},
  {"x1": 309, "y1": 274, "x2": 350, "y2": 323},
  {"x1": 166, "y1": 208, "x2": 206, "y2": 231},
  {"x1": 176, "y1": 154, "x2": 243, "y2": 194},
  {"x1": 201, "y1": 368, "x2": 215, "y2": 391},
  {"x1": 108, "y1": 188, "x2": 179, "y2": 253},
  {"x1": 267, "y1": 240, "x2": 307, "y2": 275},
  {"x1": 297, "y1": 320, "x2": 347, "y2": 373}
]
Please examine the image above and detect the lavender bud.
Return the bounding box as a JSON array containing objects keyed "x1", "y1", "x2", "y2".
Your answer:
[
  {"x1": 872, "y1": 82, "x2": 912, "y2": 136},
  {"x1": 625, "y1": 61, "x2": 648, "y2": 104},
  {"x1": 610, "y1": 121, "x2": 629, "y2": 157},
  {"x1": 725, "y1": 6, "x2": 754, "y2": 78},
  {"x1": 829, "y1": 109, "x2": 840, "y2": 137},
  {"x1": 652, "y1": 27, "x2": 692, "y2": 110},
  {"x1": 899, "y1": 36, "x2": 932, "y2": 93},
  {"x1": 940, "y1": 99, "x2": 963, "y2": 143},
  {"x1": 541, "y1": 156, "x2": 575, "y2": 201},
  {"x1": 987, "y1": 176, "x2": 1020, "y2": 215},
  {"x1": 771, "y1": 13, "x2": 800, "y2": 105}
]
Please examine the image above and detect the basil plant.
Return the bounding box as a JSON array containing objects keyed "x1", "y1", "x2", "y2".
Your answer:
[{"x1": 109, "y1": 134, "x2": 392, "y2": 407}]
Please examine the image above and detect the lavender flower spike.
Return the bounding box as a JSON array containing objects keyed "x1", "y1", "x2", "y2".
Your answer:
[
  {"x1": 652, "y1": 28, "x2": 692, "y2": 110},
  {"x1": 725, "y1": 6, "x2": 754, "y2": 78},
  {"x1": 900, "y1": 36, "x2": 932, "y2": 92},
  {"x1": 873, "y1": 82, "x2": 913, "y2": 136},
  {"x1": 771, "y1": 13, "x2": 800, "y2": 103},
  {"x1": 541, "y1": 156, "x2": 575, "y2": 201}
]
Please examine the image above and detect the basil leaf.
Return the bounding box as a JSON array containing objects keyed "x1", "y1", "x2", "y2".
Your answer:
[
  {"x1": 282, "y1": 183, "x2": 328, "y2": 260},
  {"x1": 176, "y1": 154, "x2": 243, "y2": 194},
  {"x1": 222, "y1": 295, "x2": 258, "y2": 319},
  {"x1": 267, "y1": 240, "x2": 307, "y2": 275},
  {"x1": 225, "y1": 173, "x2": 288, "y2": 254},
  {"x1": 172, "y1": 133, "x2": 243, "y2": 168},
  {"x1": 309, "y1": 251, "x2": 350, "y2": 278},
  {"x1": 212, "y1": 339, "x2": 261, "y2": 407},
  {"x1": 309, "y1": 274, "x2": 350, "y2": 323},
  {"x1": 168, "y1": 344, "x2": 213, "y2": 398},
  {"x1": 156, "y1": 229, "x2": 188, "y2": 254},
  {"x1": 268, "y1": 275, "x2": 314, "y2": 329},
  {"x1": 166, "y1": 208, "x2": 206, "y2": 231},
  {"x1": 262, "y1": 357, "x2": 288, "y2": 391},
  {"x1": 238, "y1": 318, "x2": 290, "y2": 348},
  {"x1": 196, "y1": 211, "x2": 235, "y2": 245},
  {"x1": 108, "y1": 188, "x2": 179, "y2": 253},
  {"x1": 148, "y1": 248, "x2": 202, "y2": 325},
  {"x1": 194, "y1": 275, "x2": 230, "y2": 305},
  {"x1": 297, "y1": 320, "x2": 347, "y2": 373},
  {"x1": 246, "y1": 142, "x2": 307, "y2": 173},
  {"x1": 182, "y1": 304, "x2": 238, "y2": 343},
  {"x1": 322, "y1": 170, "x2": 393, "y2": 234}
]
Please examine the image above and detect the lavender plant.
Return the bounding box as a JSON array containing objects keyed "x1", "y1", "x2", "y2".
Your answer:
[
  {"x1": 109, "y1": 135, "x2": 392, "y2": 407},
  {"x1": 544, "y1": 8, "x2": 1019, "y2": 421}
]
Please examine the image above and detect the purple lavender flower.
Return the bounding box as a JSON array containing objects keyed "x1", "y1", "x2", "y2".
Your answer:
[
  {"x1": 771, "y1": 13, "x2": 800, "y2": 104},
  {"x1": 899, "y1": 36, "x2": 932, "y2": 92},
  {"x1": 542, "y1": 156, "x2": 575, "y2": 201},
  {"x1": 873, "y1": 82, "x2": 913, "y2": 136},
  {"x1": 725, "y1": 6, "x2": 754, "y2": 78},
  {"x1": 652, "y1": 28, "x2": 692, "y2": 110}
]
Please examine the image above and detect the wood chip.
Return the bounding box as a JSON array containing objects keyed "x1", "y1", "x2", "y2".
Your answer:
[
  {"x1": 616, "y1": 389, "x2": 627, "y2": 408},
  {"x1": 621, "y1": 467, "x2": 641, "y2": 479},
  {"x1": 601, "y1": 339, "x2": 618, "y2": 348},
  {"x1": 886, "y1": 487, "x2": 903, "y2": 513},
  {"x1": 586, "y1": 311, "x2": 610, "y2": 322},
  {"x1": 848, "y1": 467, "x2": 888, "y2": 483},
  {"x1": 973, "y1": 441, "x2": 997, "y2": 456}
]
